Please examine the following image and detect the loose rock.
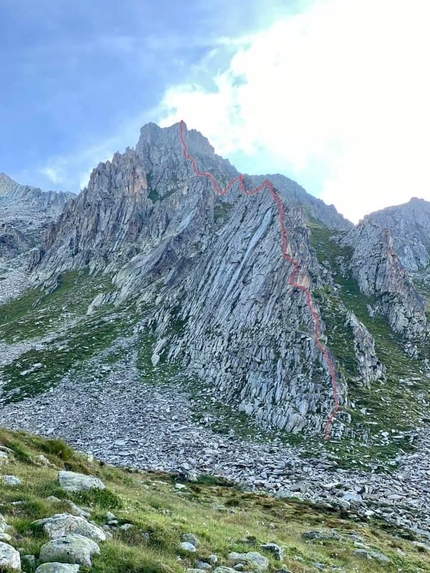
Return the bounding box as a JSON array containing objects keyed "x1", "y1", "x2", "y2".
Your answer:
[
  {"x1": 32, "y1": 513, "x2": 106, "y2": 542},
  {"x1": 58, "y1": 471, "x2": 105, "y2": 492},
  {"x1": 39, "y1": 534, "x2": 100, "y2": 567},
  {"x1": 0, "y1": 541, "x2": 21, "y2": 571}
]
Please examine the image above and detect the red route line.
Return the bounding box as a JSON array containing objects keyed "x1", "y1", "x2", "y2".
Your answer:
[{"x1": 179, "y1": 120, "x2": 339, "y2": 440}]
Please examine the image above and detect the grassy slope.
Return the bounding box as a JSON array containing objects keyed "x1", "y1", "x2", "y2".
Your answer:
[
  {"x1": 1, "y1": 427, "x2": 430, "y2": 573},
  {"x1": 0, "y1": 271, "x2": 141, "y2": 403}
]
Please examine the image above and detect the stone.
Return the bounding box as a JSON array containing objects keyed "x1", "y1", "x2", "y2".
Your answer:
[
  {"x1": 180, "y1": 542, "x2": 197, "y2": 553},
  {"x1": 119, "y1": 523, "x2": 134, "y2": 531},
  {"x1": 32, "y1": 513, "x2": 106, "y2": 542},
  {"x1": 228, "y1": 552, "x2": 269, "y2": 572},
  {"x1": 302, "y1": 530, "x2": 341, "y2": 541},
  {"x1": 2, "y1": 475, "x2": 22, "y2": 486},
  {"x1": 39, "y1": 534, "x2": 100, "y2": 567},
  {"x1": 182, "y1": 533, "x2": 199, "y2": 547},
  {"x1": 353, "y1": 549, "x2": 372, "y2": 560},
  {"x1": 369, "y1": 551, "x2": 390, "y2": 563},
  {"x1": 0, "y1": 514, "x2": 9, "y2": 533},
  {"x1": 342, "y1": 492, "x2": 362, "y2": 502},
  {"x1": 58, "y1": 471, "x2": 105, "y2": 492},
  {"x1": 35, "y1": 563, "x2": 80, "y2": 572},
  {"x1": 0, "y1": 541, "x2": 21, "y2": 571},
  {"x1": 214, "y1": 568, "x2": 237, "y2": 573},
  {"x1": 0, "y1": 533, "x2": 12, "y2": 542},
  {"x1": 260, "y1": 543, "x2": 283, "y2": 560},
  {"x1": 66, "y1": 501, "x2": 91, "y2": 518},
  {"x1": 207, "y1": 555, "x2": 218, "y2": 564}
]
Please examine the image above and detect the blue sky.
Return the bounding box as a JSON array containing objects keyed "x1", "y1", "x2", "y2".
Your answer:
[{"x1": 1, "y1": 0, "x2": 429, "y2": 222}]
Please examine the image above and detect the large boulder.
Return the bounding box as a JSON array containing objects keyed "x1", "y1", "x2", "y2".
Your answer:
[
  {"x1": 0, "y1": 541, "x2": 21, "y2": 571},
  {"x1": 32, "y1": 513, "x2": 106, "y2": 542},
  {"x1": 58, "y1": 471, "x2": 105, "y2": 493},
  {"x1": 39, "y1": 534, "x2": 100, "y2": 567},
  {"x1": 35, "y1": 564, "x2": 80, "y2": 572},
  {"x1": 227, "y1": 552, "x2": 269, "y2": 572}
]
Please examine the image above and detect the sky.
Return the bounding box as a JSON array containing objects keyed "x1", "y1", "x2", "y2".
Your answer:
[{"x1": 1, "y1": 0, "x2": 429, "y2": 224}]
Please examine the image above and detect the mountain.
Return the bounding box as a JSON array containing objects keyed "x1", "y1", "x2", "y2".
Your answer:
[
  {"x1": 0, "y1": 123, "x2": 429, "y2": 458},
  {"x1": 0, "y1": 173, "x2": 73, "y2": 304}
]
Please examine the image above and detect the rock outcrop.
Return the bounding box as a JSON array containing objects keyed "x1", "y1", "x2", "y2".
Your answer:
[
  {"x1": 342, "y1": 219, "x2": 427, "y2": 338},
  {"x1": 0, "y1": 173, "x2": 73, "y2": 303},
  {"x1": 0, "y1": 173, "x2": 73, "y2": 256},
  {"x1": 359, "y1": 197, "x2": 430, "y2": 272}
]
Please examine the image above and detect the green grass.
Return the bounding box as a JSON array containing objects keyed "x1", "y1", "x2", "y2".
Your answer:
[
  {"x1": 0, "y1": 270, "x2": 115, "y2": 343},
  {"x1": 0, "y1": 308, "x2": 138, "y2": 403},
  {"x1": 1, "y1": 426, "x2": 430, "y2": 573}
]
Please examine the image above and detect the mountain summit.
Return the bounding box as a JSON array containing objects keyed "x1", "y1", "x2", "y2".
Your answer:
[{"x1": 0, "y1": 122, "x2": 429, "y2": 445}]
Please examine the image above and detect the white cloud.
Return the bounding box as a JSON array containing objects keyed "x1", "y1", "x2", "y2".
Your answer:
[
  {"x1": 158, "y1": 0, "x2": 430, "y2": 223},
  {"x1": 40, "y1": 166, "x2": 61, "y2": 185}
]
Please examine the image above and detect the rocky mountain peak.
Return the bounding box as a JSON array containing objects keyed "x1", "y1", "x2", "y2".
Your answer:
[
  {"x1": 4, "y1": 121, "x2": 430, "y2": 440},
  {"x1": 358, "y1": 197, "x2": 430, "y2": 271},
  {"x1": 0, "y1": 172, "x2": 16, "y2": 196}
]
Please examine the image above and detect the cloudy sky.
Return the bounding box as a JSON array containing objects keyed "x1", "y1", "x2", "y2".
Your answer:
[{"x1": 1, "y1": 0, "x2": 429, "y2": 223}]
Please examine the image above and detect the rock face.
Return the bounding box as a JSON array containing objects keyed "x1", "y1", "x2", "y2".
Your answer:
[
  {"x1": 0, "y1": 172, "x2": 73, "y2": 305},
  {"x1": 0, "y1": 172, "x2": 73, "y2": 261},
  {"x1": 359, "y1": 197, "x2": 430, "y2": 272},
  {"x1": 342, "y1": 220, "x2": 427, "y2": 338}
]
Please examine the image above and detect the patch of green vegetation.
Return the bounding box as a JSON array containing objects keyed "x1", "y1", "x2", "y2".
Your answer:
[
  {"x1": 214, "y1": 201, "x2": 233, "y2": 224},
  {"x1": 1, "y1": 426, "x2": 430, "y2": 573},
  {"x1": 0, "y1": 270, "x2": 115, "y2": 343},
  {"x1": 0, "y1": 303, "x2": 139, "y2": 403},
  {"x1": 148, "y1": 188, "x2": 161, "y2": 202}
]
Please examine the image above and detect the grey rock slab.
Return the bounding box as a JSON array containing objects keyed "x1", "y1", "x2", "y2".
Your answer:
[
  {"x1": 180, "y1": 542, "x2": 197, "y2": 552},
  {"x1": 214, "y1": 568, "x2": 238, "y2": 573},
  {"x1": 0, "y1": 541, "x2": 21, "y2": 571},
  {"x1": 353, "y1": 549, "x2": 372, "y2": 560},
  {"x1": 228, "y1": 552, "x2": 269, "y2": 572},
  {"x1": 58, "y1": 471, "x2": 105, "y2": 492},
  {"x1": 39, "y1": 534, "x2": 100, "y2": 567},
  {"x1": 260, "y1": 543, "x2": 283, "y2": 560},
  {"x1": 0, "y1": 514, "x2": 10, "y2": 533},
  {"x1": 66, "y1": 501, "x2": 91, "y2": 518},
  {"x1": 2, "y1": 475, "x2": 22, "y2": 486},
  {"x1": 182, "y1": 533, "x2": 199, "y2": 547},
  {"x1": 36, "y1": 563, "x2": 80, "y2": 572},
  {"x1": 302, "y1": 530, "x2": 341, "y2": 541},
  {"x1": 32, "y1": 513, "x2": 106, "y2": 542}
]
